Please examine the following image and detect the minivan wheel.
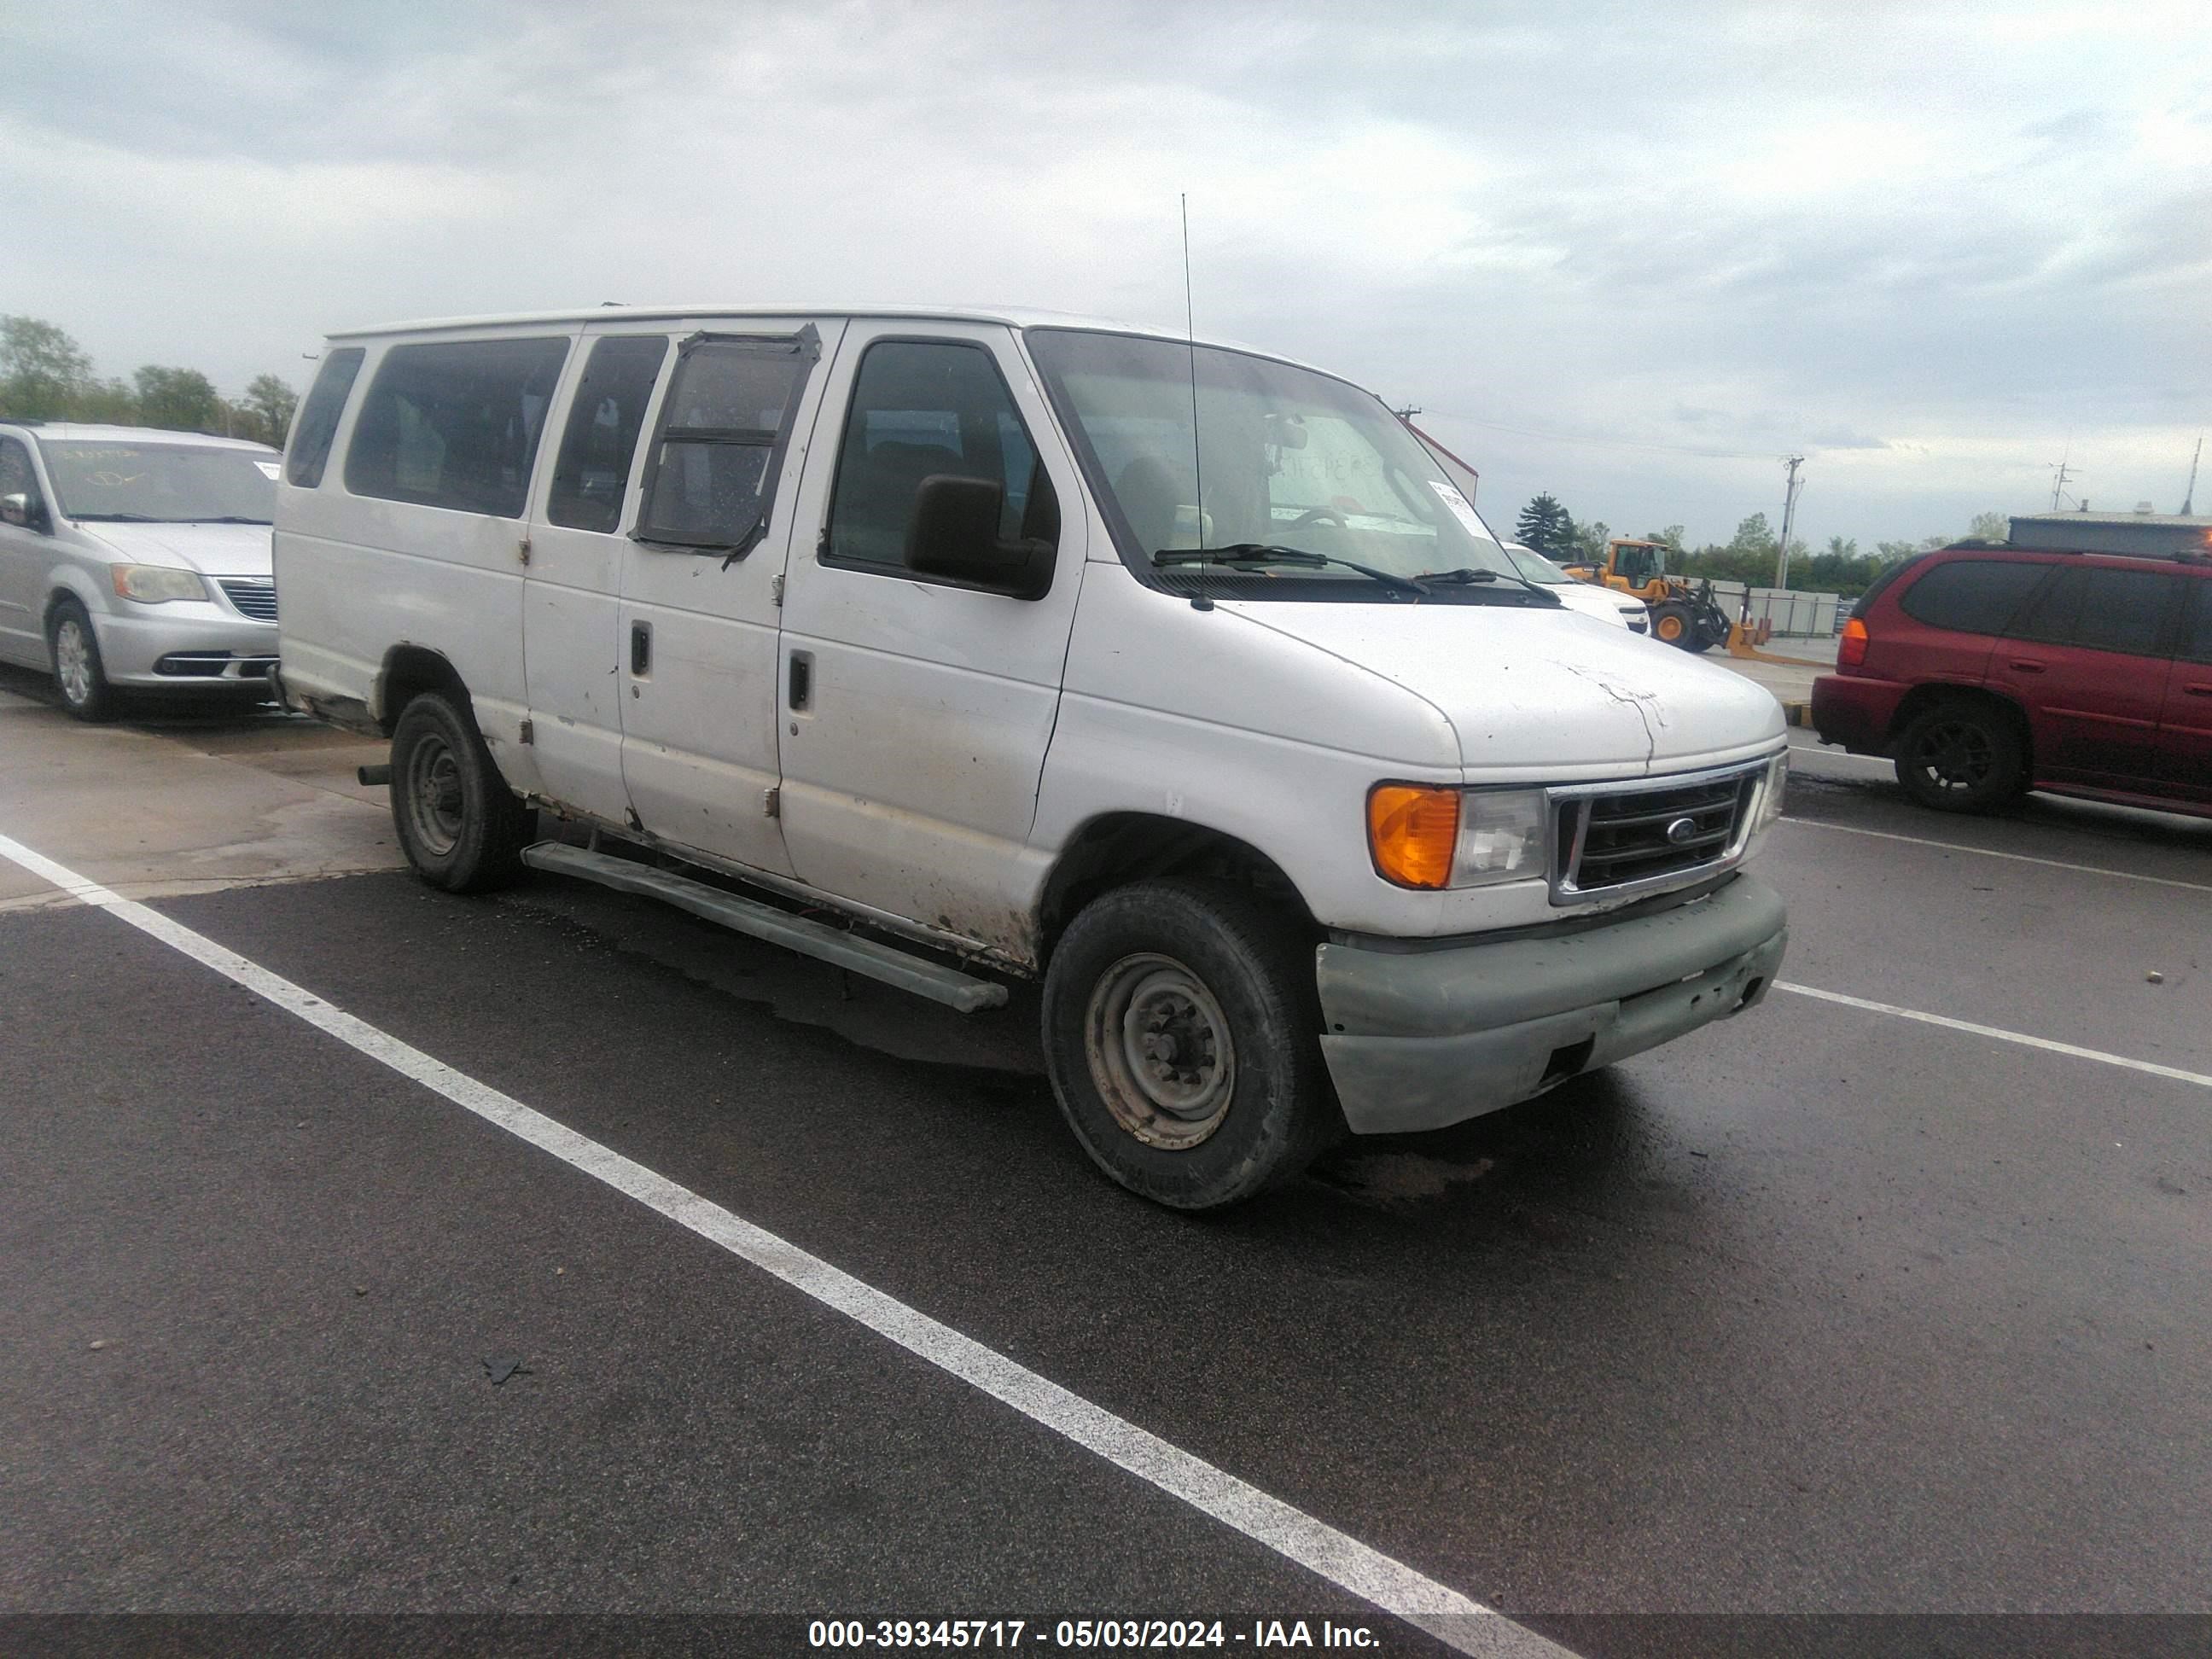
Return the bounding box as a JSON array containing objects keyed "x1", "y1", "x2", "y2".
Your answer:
[
  {"x1": 48, "y1": 599, "x2": 115, "y2": 722},
  {"x1": 1041, "y1": 879, "x2": 1342, "y2": 1210},
  {"x1": 387, "y1": 691, "x2": 534, "y2": 892},
  {"x1": 1895, "y1": 701, "x2": 2026, "y2": 813}
]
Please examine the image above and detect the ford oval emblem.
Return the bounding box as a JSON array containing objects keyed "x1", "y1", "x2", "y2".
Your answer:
[{"x1": 1665, "y1": 816, "x2": 1699, "y2": 846}]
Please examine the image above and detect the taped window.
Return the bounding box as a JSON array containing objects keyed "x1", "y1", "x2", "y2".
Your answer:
[{"x1": 634, "y1": 328, "x2": 817, "y2": 556}]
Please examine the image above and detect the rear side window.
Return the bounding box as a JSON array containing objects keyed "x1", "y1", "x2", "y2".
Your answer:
[
  {"x1": 2011, "y1": 565, "x2": 2184, "y2": 657},
  {"x1": 634, "y1": 330, "x2": 816, "y2": 555},
  {"x1": 2186, "y1": 582, "x2": 2212, "y2": 665},
  {"x1": 345, "y1": 337, "x2": 570, "y2": 517},
  {"x1": 286, "y1": 348, "x2": 364, "y2": 488},
  {"x1": 547, "y1": 335, "x2": 669, "y2": 533},
  {"x1": 825, "y1": 339, "x2": 1056, "y2": 571},
  {"x1": 1896, "y1": 558, "x2": 2048, "y2": 637}
]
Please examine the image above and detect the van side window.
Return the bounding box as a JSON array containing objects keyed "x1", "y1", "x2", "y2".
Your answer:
[
  {"x1": 824, "y1": 340, "x2": 1057, "y2": 573},
  {"x1": 2009, "y1": 566, "x2": 2181, "y2": 656},
  {"x1": 633, "y1": 332, "x2": 815, "y2": 556},
  {"x1": 547, "y1": 335, "x2": 670, "y2": 533},
  {"x1": 1897, "y1": 558, "x2": 2047, "y2": 637},
  {"x1": 286, "y1": 347, "x2": 364, "y2": 488},
  {"x1": 344, "y1": 338, "x2": 570, "y2": 518}
]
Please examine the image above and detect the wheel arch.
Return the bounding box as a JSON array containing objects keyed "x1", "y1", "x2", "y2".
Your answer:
[
  {"x1": 1036, "y1": 812, "x2": 1318, "y2": 966},
  {"x1": 1887, "y1": 682, "x2": 2034, "y2": 771},
  {"x1": 373, "y1": 643, "x2": 472, "y2": 736}
]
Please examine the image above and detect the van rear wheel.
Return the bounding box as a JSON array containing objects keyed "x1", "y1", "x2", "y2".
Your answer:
[
  {"x1": 1041, "y1": 879, "x2": 1341, "y2": 1210},
  {"x1": 388, "y1": 691, "x2": 534, "y2": 892}
]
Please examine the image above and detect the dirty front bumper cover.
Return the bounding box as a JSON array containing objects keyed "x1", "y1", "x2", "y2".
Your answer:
[{"x1": 1315, "y1": 873, "x2": 1788, "y2": 1136}]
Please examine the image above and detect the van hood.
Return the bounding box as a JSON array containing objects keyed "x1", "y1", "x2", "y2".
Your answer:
[
  {"x1": 73, "y1": 520, "x2": 274, "y2": 578},
  {"x1": 1217, "y1": 599, "x2": 1784, "y2": 777}
]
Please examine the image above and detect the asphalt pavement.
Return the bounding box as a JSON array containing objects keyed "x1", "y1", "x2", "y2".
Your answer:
[{"x1": 2, "y1": 664, "x2": 2208, "y2": 1659}]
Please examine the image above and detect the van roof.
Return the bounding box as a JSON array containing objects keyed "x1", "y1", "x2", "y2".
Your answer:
[{"x1": 318, "y1": 304, "x2": 1320, "y2": 371}]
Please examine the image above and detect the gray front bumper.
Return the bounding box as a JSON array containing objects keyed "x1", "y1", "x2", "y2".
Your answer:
[{"x1": 1316, "y1": 873, "x2": 1788, "y2": 1136}]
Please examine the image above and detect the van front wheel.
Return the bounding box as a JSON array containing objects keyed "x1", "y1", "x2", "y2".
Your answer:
[
  {"x1": 1041, "y1": 879, "x2": 1341, "y2": 1210},
  {"x1": 388, "y1": 691, "x2": 534, "y2": 892}
]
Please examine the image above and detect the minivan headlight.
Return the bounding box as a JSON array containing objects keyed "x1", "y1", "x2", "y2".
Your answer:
[
  {"x1": 110, "y1": 564, "x2": 208, "y2": 604},
  {"x1": 1368, "y1": 784, "x2": 1549, "y2": 889}
]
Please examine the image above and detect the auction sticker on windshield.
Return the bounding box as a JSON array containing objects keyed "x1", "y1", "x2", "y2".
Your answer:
[{"x1": 1428, "y1": 480, "x2": 1488, "y2": 538}]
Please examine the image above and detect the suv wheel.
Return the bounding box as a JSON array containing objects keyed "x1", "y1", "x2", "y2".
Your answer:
[
  {"x1": 1041, "y1": 879, "x2": 1342, "y2": 1210},
  {"x1": 388, "y1": 691, "x2": 535, "y2": 891},
  {"x1": 48, "y1": 599, "x2": 116, "y2": 722},
  {"x1": 1895, "y1": 701, "x2": 2026, "y2": 813}
]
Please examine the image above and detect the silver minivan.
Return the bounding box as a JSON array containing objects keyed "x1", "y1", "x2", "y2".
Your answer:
[{"x1": 0, "y1": 422, "x2": 282, "y2": 719}]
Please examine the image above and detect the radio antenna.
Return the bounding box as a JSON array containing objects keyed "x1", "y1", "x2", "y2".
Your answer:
[{"x1": 1182, "y1": 193, "x2": 1203, "y2": 541}]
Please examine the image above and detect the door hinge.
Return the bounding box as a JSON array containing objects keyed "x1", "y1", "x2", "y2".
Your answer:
[
  {"x1": 518, "y1": 719, "x2": 533, "y2": 746},
  {"x1": 517, "y1": 534, "x2": 533, "y2": 567},
  {"x1": 770, "y1": 573, "x2": 784, "y2": 607},
  {"x1": 763, "y1": 786, "x2": 780, "y2": 819}
]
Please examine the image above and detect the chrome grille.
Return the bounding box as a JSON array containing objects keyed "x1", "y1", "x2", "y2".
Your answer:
[
  {"x1": 218, "y1": 578, "x2": 277, "y2": 620},
  {"x1": 1552, "y1": 762, "x2": 1764, "y2": 900}
]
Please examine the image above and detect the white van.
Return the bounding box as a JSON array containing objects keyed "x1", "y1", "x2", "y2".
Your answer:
[{"x1": 274, "y1": 306, "x2": 1789, "y2": 1209}]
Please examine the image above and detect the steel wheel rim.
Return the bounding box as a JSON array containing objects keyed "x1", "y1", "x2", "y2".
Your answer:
[
  {"x1": 1656, "y1": 612, "x2": 1685, "y2": 642},
  {"x1": 404, "y1": 731, "x2": 466, "y2": 856},
  {"x1": 1912, "y1": 720, "x2": 1992, "y2": 794},
  {"x1": 54, "y1": 620, "x2": 93, "y2": 706},
  {"x1": 1084, "y1": 952, "x2": 1237, "y2": 1150}
]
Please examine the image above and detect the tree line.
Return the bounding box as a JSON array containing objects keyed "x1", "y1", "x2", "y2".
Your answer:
[
  {"x1": 1514, "y1": 492, "x2": 2013, "y2": 597},
  {"x1": 0, "y1": 316, "x2": 299, "y2": 450}
]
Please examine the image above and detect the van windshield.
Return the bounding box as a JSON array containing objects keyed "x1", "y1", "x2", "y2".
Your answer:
[
  {"x1": 41, "y1": 440, "x2": 277, "y2": 524},
  {"x1": 1026, "y1": 329, "x2": 1528, "y2": 599}
]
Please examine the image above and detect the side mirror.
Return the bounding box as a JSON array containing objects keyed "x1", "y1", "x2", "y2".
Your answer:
[
  {"x1": 905, "y1": 474, "x2": 1054, "y2": 599},
  {"x1": 1, "y1": 492, "x2": 35, "y2": 529}
]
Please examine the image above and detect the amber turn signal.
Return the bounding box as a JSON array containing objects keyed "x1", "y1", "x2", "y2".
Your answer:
[
  {"x1": 1367, "y1": 783, "x2": 1460, "y2": 889},
  {"x1": 1837, "y1": 616, "x2": 1869, "y2": 668}
]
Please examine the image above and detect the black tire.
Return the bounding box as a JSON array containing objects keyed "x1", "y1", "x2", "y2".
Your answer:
[
  {"x1": 387, "y1": 691, "x2": 535, "y2": 892},
  {"x1": 1040, "y1": 879, "x2": 1342, "y2": 1210},
  {"x1": 1649, "y1": 601, "x2": 1694, "y2": 649},
  {"x1": 48, "y1": 598, "x2": 116, "y2": 721},
  {"x1": 1894, "y1": 701, "x2": 2027, "y2": 813}
]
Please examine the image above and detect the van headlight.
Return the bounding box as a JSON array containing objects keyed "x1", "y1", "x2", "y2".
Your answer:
[
  {"x1": 1367, "y1": 784, "x2": 1549, "y2": 889},
  {"x1": 1751, "y1": 752, "x2": 1789, "y2": 840},
  {"x1": 110, "y1": 564, "x2": 208, "y2": 604}
]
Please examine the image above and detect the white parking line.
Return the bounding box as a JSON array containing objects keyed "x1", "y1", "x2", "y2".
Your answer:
[
  {"x1": 1778, "y1": 818, "x2": 2212, "y2": 895},
  {"x1": 1777, "y1": 981, "x2": 2212, "y2": 1090},
  {"x1": 0, "y1": 830, "x2": 1569, "y2": 1659}
]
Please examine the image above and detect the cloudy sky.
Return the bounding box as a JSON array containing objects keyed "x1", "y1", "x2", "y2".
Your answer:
[{"x1": 7, "y1": 0, "x2": 2209, "y2": 545}]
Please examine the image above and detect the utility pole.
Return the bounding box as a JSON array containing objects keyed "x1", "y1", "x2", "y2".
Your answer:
[
  {"x1": 2183, "y1": 434, "x2": 2202, "y2": 515},
  {"x1": 1773, "y1": 455, "x2": 1804, "y2": 588},
  {"x1": 2049, "y1": 449, "x2": 2076, "y2": 511}
]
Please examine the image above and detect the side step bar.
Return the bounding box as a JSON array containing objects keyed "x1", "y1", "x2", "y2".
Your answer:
[{"x1": 521, "y1": 841, "x2": 1010, "y2": 1014}]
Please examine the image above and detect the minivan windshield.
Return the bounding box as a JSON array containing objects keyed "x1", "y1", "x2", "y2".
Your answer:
[
  {"x1": 1501, "y1": 543, "x2": 1574, "y2": 585},
  {"x1": 1027, "y1": 329, "x2": 1533, "y2": 600},
  {"x1": 40, "y1": 440, "x2": 277, "y2": 524}
]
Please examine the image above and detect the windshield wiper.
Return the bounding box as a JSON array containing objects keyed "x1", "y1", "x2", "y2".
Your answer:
[
  {"x1": 69, "y1": 512, "x2": 162, "y2": 522},
  {"x1": 1413, "y1": 565, "x2": 1563, "y2": 605},
  {"x1": 185, "y1": 515, "x2": 272, "y2": 525},
  {"x1": 1155, "y1": 544, "x2": 1429, "y2": 597}
]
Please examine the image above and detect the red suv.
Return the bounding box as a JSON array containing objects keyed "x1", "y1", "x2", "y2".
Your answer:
[{"x1": 1812, "y1": 543, "x2": 2212, "y2": 817}]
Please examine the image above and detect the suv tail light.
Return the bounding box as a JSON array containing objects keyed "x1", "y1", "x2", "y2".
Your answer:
[{"x1": 1838, "y1": 616, "x2": 1869, "y2": 669}]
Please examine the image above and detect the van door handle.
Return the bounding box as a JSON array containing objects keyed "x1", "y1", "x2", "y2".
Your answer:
[
  {"x1": 2006, "y1": 659, "x2": 2046, "y2": 673},
  {"x1": 789, "y1": 650, "x2": 812, "y2": 711},
  {"x1": 2185, "y1": 682, "x2": 2212, "y2": 697},
  {"x1": 631, "y1": 620, "x2": 651, "y2": 676}
]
